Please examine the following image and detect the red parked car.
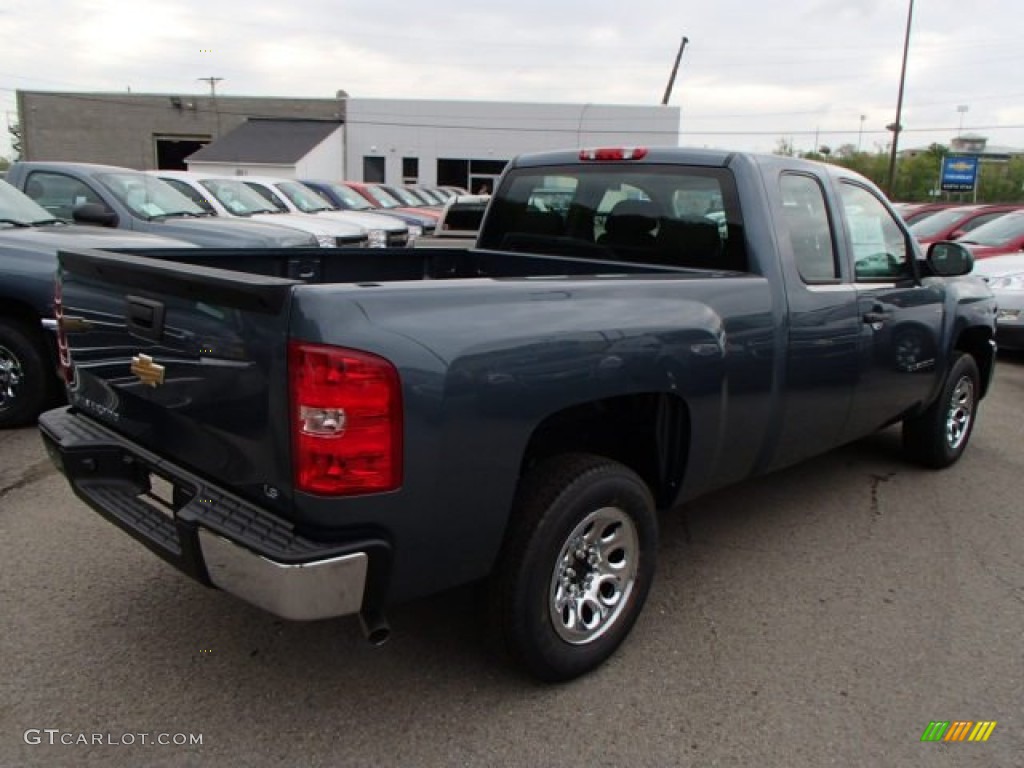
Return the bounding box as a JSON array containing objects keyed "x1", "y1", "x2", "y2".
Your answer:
[
  {"x1": 899, "y1": 202, "x2": 958, "y2": 226},
  {"x1": 343, "y1": 181, "x2": 441, "y2": 221},
  {"x1": 957, "y1": 210, "x2": 1024, "y2": 259},
  {"x1": 909, "y1": 204, "x2": 1023, "y2": 245}
]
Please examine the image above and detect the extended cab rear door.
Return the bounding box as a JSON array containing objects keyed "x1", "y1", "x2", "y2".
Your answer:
[
  {"x1": 835, "y1": 180, "x2": 945, "y2": 440},
  {"x1": 769, "y1": 171, "x2": 861, "y2": 469}
]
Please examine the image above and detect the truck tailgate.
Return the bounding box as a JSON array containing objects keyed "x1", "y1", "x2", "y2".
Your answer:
[{"x1": 54, "y1": 247, "x2": 299, "y2": 517}]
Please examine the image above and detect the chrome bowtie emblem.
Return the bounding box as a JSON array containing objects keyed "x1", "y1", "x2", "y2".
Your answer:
[{"x1": 130, "y1": 354, "x2": 165, "y2": 387}]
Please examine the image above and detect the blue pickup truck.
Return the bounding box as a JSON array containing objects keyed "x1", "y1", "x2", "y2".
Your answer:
[{"x1": 39, "y1": 147, "x2": 996, "y2": 681}]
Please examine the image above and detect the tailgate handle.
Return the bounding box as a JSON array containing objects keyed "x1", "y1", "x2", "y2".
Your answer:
[{"x1": 125, "y1": 295, "x2": 166, "y2": 341}]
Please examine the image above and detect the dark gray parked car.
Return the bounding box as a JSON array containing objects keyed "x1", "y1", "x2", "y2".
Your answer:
[{"x1": 6, "y1": 162, "x2": 320, "y2": 248}]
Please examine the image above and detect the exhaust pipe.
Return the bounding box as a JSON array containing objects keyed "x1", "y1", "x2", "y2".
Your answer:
[{"x1": 359, "y1": 610, "x2": 391, "y2": 646}]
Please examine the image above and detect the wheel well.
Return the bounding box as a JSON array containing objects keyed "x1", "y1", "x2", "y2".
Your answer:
[
  {"x1": 520, "y1": 393, "x2": 690, "y2": 509},
  {"x1": 0, "y1": 298, "x2": 59, "y2": 378},
  {"x1": 0, "y1": 297, "x2": 44, "y2": 329},
  {"x1": 955, "y1": 326, "x2": 994, "y2": 398}
]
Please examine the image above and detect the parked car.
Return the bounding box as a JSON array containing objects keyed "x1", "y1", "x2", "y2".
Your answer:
[
  {"x1": 5, "y1": 162, "x2": 320, "y2": 249},
  {"x1": 901, "y1": 202, "x2": 958, "y2": 226},
  {"x1": 972, "y1": 253, "x2": 1024, "y2": 350},
  {"x1": 239, "y1": 176, "x2": 409, "y2": 247},
  {"x1": 381, "y1": 184, "x2": 443, "y2": 212},
  {"x1": 957, "y1": 210, "x2": 1024, "y2": 259},
  {"x1": 342, "y1": 181, "x2": 441, "y2": 223},
  {"x1": 909, "y1": 204, "x2": 1022, "y2": 246},
  {"x1": 0, "y1": 180, "x2": 194, "y2": 427},
  {"x1": 435, "y1": 194, "x2": 490, "y2": 238},
  {"x1": 301, "y1": 179, "x2": 432, "y2": 238},
  {"x1": 40, "y1": 146, "x2": 994, "y2": 682},
  {"x1": 151, "y1": 171, "x2": 369, "y2": 248},
  {"x1": 408, "y1": 185, "x2": 446, "y2": 205}
]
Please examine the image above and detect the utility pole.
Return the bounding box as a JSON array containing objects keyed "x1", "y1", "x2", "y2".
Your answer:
[
  {"x1": 661, "y1": 36, "x2": 689, "y2": 105},
  {"x1": 858, "y1": 114, "x2": 866, "y2": 152},
  {"x1": 197, "y1": 77, "x2": 224, "y2": 97},
  {"x1": 885, "y1": 0, "x2": 914, "y2": 197}
]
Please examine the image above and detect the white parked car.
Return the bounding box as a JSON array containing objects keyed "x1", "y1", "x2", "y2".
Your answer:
[
  {"x1": 237, "y1": 175, "x2": 410, "y2": 248},
  {"x1": 152, "y1": 171, "x2": 368, "y2": 248},
  {"x1": 971, "y1": 252, "x2": 1024, "y2": 351}
]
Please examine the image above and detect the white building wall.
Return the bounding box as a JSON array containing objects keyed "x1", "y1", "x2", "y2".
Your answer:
[
  {"x1": 186, "y1": 161, "x2": 295, "y2": 177},
  {"x1": 295, "y1": 127, "x2": 345, "y2": 179},
  {"x1": 345, "y1": 98, "x2": 680, "y2": 185}
]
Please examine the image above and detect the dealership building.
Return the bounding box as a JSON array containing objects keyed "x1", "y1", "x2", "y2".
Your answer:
[{"x1": 15, "y1": 90, "x2": 680, "y2": 190}]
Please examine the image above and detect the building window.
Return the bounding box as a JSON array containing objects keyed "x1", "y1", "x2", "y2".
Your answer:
[
  {"x1": 363, "y1": 156, "x2": 385, "y2": 183},
  {"x1": 402, "y1": 157, "x2": 419, "y2": 184}
]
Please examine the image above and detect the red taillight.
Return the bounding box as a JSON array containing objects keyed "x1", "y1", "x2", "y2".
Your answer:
[
  {"x1": 53, "y1": 279, "x2": 72, "y2": 383},
  {"x1": 288, "y1": 341, "x2": 403, "y2": 496},
  {"x1": 579, "y1": 147, "x2": 649, "y2": 162}
]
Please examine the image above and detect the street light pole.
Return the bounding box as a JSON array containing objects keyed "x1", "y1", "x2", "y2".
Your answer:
[
  {"x1": 885, "y1": 0, "x2": 915, "y2": 198},
  {"x1": 957, "y1": 105, "x2": 969, "y2": 137},
  {"x1": 858, "y1": 114, "x2": 866, "y2": 153}
]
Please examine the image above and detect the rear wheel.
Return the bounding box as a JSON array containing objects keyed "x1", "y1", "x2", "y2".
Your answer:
[
  {"x1": 903, "y1": 352, "x2": 980, "y2": 468},
  {"x1": 0, "y1": 320, "x2": 54, "y2": 429},
  {"x1": 490, "y1": 454, "x2": 658, "y2": 682}
]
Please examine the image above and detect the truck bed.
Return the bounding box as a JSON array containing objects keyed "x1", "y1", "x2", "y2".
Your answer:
[{"x1": 97, "y1": 245, "x2": 715, "y2": 285}]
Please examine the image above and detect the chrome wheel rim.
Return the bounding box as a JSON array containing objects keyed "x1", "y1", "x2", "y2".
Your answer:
[
  {"x1": 549, "y1": 506, "x2": 639, "y2": 645},
  {"x1": 945, "y1": 375, "x2": 974, "y2": 451},
  {"x1": 0, "y1": 344, "x2": 23, "y2": 411}
]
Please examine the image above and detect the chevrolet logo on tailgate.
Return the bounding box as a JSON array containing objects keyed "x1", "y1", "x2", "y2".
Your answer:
[{"x1": 130, "y1": 354, "x2": 165, "y2": 387}]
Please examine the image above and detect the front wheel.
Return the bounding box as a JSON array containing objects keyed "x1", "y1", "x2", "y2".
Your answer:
[
  {"x1": 903, "y1": 352, "x2": 980, "y2": 468},
  {"x1": 489, "y1": 454, "x2": 658, "y2": 682}
]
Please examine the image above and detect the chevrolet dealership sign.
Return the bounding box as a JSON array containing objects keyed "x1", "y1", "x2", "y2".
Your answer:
[{"x1": 940, "y1": 155, "x2": 979, "y2": 192}]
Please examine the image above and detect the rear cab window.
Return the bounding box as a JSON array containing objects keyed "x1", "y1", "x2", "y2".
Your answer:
[
  {"x1": 779, "y1": 173, "x2": 839, "y2": 283},
  {"x1": 479, "y1": 164, "x2": 748, "y2": 272}
]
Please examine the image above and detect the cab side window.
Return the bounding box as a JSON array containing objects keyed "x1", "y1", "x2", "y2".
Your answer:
[
  {"x1": 840, "y1": 182, "x2": 912, "y2": 281},
  {"x1": 780, "y1": 174, "x2": 838, "y2": 282},
  {"x1": 24, "y1": 172, "x2": 104, "y2": 221}
]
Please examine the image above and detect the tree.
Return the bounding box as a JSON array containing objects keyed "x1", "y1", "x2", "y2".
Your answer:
[
  {"x1": 7, "y1": 122, "x2": 22, "y2": 161},
  {"x1": 773, "y1": 137, "x2": 795, "y2": 157}
]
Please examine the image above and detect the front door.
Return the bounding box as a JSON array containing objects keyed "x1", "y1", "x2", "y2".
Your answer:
[{"x1": 837, "y1": 181, "x2": 945, "y2": 442}]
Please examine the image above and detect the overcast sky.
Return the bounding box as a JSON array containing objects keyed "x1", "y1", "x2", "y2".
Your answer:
[{"x1": 2, "y1": 0, "x2": 1022, "y2": 160}]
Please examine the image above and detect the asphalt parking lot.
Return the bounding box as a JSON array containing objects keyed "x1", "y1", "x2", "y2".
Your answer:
[{"x1": 1, "y1": 356, "x2": 1021, "y2": 768}]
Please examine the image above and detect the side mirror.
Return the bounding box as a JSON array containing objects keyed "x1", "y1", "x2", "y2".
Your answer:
[
  {"x1": 926, "y1": 241, "x2": 973, "y2": 277},
  {"x1": 72, "y1": 202, "x2": 118, "y2": 227}
]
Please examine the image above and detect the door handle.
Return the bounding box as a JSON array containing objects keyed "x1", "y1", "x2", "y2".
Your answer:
[{"x1": 863, "y1": 310, "x2": 890, "y2": 324}]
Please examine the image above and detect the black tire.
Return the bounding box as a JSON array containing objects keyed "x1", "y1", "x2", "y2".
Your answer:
[
  {"x1": 489, "y1": 454, "x2": 658, "y2": 682},
  {"x1": 903, "y1": 352, "x2": 980, "y2": 469},
  {"x1": 0, "y1": 320, "x2": 54, "y2": 429}
]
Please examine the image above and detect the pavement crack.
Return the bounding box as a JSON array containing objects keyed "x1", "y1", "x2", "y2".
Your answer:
[{"x1": 0, "y1": 459, "x2": 58, "y2": 503}]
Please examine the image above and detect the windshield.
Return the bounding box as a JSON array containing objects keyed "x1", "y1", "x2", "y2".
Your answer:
[
  {"x1": 909, "y1": 207, "x2": 978, "y2": 238},
  {"x1": 276, "y1": 181, "x2": 333, "y2": 213},
  {"x1": 201, "y1": 179, "x2": 279, "y2": 215},
  {"x1": 381, "y1": 185, "x2": 425, "y2": 207},
  {"x1": 960, "y1": 212, "x2": 1024, "y2": 247},
  {"x1": 413, "y1": 188, "x2": 443, "y2": 204},
  {"x1": 0, "y1": 180, "x2": 60, "y2": 226},
  {"x1": 99, "y1": 173, "x2": 205, "y2": 219},
  {"x1": 366, "y1": 185, "x2": 402, "y2": 209},
  {"x1": 321, "y1": 183, "x2": 374, "y2": 211}
]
